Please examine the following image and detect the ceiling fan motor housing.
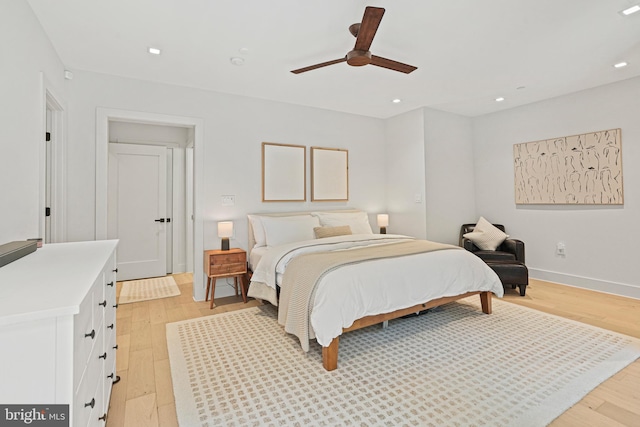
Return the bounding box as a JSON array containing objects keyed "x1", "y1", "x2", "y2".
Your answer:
[{"x1": 347, "y1": 50, "x2": 372, "y2": 66}]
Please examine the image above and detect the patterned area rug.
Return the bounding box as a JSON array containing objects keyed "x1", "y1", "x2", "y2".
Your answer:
[
  {"x1": 166, "y1": 298, "x2": 640, "y2": 427},
  {"x1": 119, "y1": 276, "x2": 180, "y2": 304}
]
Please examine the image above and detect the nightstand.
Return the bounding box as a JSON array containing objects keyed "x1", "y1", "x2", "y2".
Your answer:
[{"x1": 204, "y1": 248, "x2": 247, "y2": 308}]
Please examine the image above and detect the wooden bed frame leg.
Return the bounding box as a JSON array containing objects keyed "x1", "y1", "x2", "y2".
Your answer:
[
  {"x1": 322, "y1": 337, "x2": 339, "y2": 371},
  {"x1": 480, "y1": 291, "x2": 492, "y2": 314}
]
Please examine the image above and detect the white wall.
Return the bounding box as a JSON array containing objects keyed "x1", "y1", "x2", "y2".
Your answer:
[
  {"x1": 0, "y1": 1, "x2": 65, "y2": 242},
  {"x1": 423, "y1": 108, "x2": 476, "y2": 245},
  {"x1": 384, "y1": 108, "x2": 477, "y2": 245},
  {"x1": 384, "y1": 109, "x2": 427, "y2": 238},
  {"x1": 65, "y1": 70, "x2": 387, "y2": 298},
  {"x1": 472, "y1": 76, "x2": 640, "y2": 298}
]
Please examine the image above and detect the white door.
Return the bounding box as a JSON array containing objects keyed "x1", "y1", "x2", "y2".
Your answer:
[{"x1": 108, "y1": 143, "x2": 167, "y2": 280}]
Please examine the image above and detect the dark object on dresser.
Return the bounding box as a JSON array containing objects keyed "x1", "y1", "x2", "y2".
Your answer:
[
  {"x1": 0, "y1": 240, "x2": 38, "y2": 268},
  {"x1": 459, "y1": 224, "x2": 528, "y2": 296}
]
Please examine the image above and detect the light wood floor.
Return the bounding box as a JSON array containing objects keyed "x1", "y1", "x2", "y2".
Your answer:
[{"x1": 106, "y1": 275, "x2": 639, "y2": 427}]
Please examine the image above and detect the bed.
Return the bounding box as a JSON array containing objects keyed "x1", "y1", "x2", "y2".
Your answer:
[{"x1": 247, "y1": 210, "x2": 504, "y2": 371}]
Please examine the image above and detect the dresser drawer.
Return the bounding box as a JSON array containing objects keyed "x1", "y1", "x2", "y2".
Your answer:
[
  {"x1": 74, "y1": 292, "x2": 96, "y2": 389},
  {"x1": 74, "y1": 325, "x2": 104, "y2": 426},
  {"x1": 77, "y1": 369, "x2": 105, "y2": 427},
  {"x1": 210, "y1": 252, "x2": 245, "y2": 265},
  {"x1": 210, "y1": 262, "x2": 246, "y2": 275}
]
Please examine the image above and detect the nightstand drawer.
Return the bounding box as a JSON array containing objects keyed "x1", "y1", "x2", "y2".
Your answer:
[
  {"x1": 210, "y1": 262, "x2": 246, "y2": 275},
  {"x1": 211, "y1": 252, "x2": 245, "y2": 265}
]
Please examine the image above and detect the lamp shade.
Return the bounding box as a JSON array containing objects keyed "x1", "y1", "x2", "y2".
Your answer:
[
  {"x1": 217, "y1": 221, "x2": 234, "y2": 238},
  {"x1": 377, "y1": 214, "x2": 389, "y2": 227}
]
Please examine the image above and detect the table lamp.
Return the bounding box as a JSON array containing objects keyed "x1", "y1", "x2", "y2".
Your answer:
[
  {"x1": 217, "y1": 221, "x2": 233, "y2": 251},
  {"x1": 377, "y1": 214, "x2": 389, "y2": 234}
]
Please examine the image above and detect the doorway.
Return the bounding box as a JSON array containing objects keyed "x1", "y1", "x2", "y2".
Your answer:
[
  {"x1": 107, "y1": 121, "x2": 192, "y2": 280},
  {"x1": 95, "y1": 109, "x2": 205, "y2": 300}
]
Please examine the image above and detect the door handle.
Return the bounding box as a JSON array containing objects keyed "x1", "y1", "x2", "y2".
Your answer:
[{"x1": 154, "y1": 218, "x2": 165, "y2": 223}]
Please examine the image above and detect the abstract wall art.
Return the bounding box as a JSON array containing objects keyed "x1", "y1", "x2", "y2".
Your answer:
[{"x1": 514, "y1": 128, "x2": 623, "y2": 205}]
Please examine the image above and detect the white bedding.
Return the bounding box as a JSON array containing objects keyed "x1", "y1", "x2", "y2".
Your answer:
[
  {"x1": 248, "y1": 234, "x2": 504, "y2": 347},
  {"x1": 248, "y1": 245, "x2": 268, "y2": 272}
]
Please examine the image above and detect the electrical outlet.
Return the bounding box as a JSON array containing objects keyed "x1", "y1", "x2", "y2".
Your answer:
[
  {"x1": 221, "y1": 195, "x2": 235, "y2": 206},
  {"x1": 556, "y1": 242, "x2": 566, "y2": 256}
]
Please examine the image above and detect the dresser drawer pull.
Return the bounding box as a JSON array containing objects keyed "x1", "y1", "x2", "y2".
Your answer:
[
  {"x1": 85, "y1": 398, "x2": 95, "y2": 409},
  {"x1": 107, "y1": 324, "x2": 114, "y2": 330},
  {"x1": 107, "y1": 372, "x2": 121, "y2": 384},
  {"x1": 113, "y1": 344, "x2": 118, "y2": 350},
  {"x1": 84, "y1": 329, "x2": 96, "y2": 339},
  {"x1": 99, "y1": 300, "x2": 107, "y2": 307},
  {"x1": 107, "y1": 281, "x2": 114, "y2": 287},
  {"x1": 99, "y1": 352, "x2": 107, "y2": 360},
  {"x1": 99, "y1": 414, "x2": 107, "y2": 422},
  {"x1": 113, "y1": 268, "x2": 118, "y2": 273},
  {"x1": 113, "y1": 304, "x2": 119, "y2": 309}
]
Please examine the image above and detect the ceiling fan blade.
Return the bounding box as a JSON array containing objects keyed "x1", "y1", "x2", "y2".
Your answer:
[
  {"x1": 354, "y1": 7, "x2": 385, "y2": 52},
  {"x1": 291, "y1": 57, "x2": 347, "y2": 74},
  {"x1": 370, "y1": 55, "x2": 417, "y2": 74}
]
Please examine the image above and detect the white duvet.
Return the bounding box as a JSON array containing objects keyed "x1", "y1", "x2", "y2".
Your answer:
[{"x1": 249, "y1": 234, "x2": 504, "y2": 347}]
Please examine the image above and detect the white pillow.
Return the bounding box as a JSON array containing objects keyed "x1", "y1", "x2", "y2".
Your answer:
[
  {"x1": 312, "y1": 211, "x2": 373, "y2": 235},
  {"x1": 463, "y1": 216, "x2": 509, "y2": 251},
  {"x1": 260, "y1": 215, "x2": 320, "y2": 247},
  {"x1": 247, "y1": 215, "x2": 267, "y2": 248}
]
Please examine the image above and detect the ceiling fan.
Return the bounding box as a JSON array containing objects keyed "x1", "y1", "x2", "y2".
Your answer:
[{"x1": 291, "y1": 6, "x2": 417, "y2": 74}]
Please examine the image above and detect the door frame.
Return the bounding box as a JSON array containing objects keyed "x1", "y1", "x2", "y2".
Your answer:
[
  {"x1": 39, "y1": 73, "x2": 66, "y2": 243},
  {"x1": 95, "y1": 108, "x2": 205, "y2": 300}
]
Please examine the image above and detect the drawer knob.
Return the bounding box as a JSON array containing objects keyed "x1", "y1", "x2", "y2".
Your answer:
[
  {"x1": 107, "y1": 324, "x2": 114, "y2": 330},
  {"x1": 99, "y1": 300, "x2": 107, "y2": 307},
  {"x1": 107, "y1": 281, "x2": 114, "y2": 287},
  {"x1": 113, "y1": 268, "x2": 118, "y2": 273},
  {"x1": 113, "y1": 344, "x2": 118, "y2": 350},
  {"x1": 113, "y1": 304, "x2": 119, "y2": 309},
  {"x1": 99, "y1": 413, "x2": 107, "y2": 422},
  {"x1": 99, "y1": 352, "x2": 107, "y2": 360},
  {"x1": 85, "y1": 398, "x2": 95, "y2": 409},
  {"x1": 84, "y1": 329, "x2": 95, "y2": 339}
]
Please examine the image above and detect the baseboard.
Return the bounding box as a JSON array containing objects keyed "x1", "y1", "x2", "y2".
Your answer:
[{"x1": 529, "y1": 268, "x2": 640, "y2": 300}]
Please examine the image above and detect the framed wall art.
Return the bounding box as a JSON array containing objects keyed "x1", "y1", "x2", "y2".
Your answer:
[
  {"x1": 262, "y1": 142, "x2": 306, "y2": 202},
  {"x1": 311, "y1": 147, "x2": 349, "y2": 202},
  {"x1": 514, "y1": 128, "x2": 623, "y2": 205}
]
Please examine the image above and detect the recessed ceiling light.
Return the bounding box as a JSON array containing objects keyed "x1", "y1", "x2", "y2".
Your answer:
[
  {"x1": 613, "y1": 61, "x2": 628, "y2": 68},
  {"x1": 148, "y1": 47, "x2": 161, "y2": 55},
  {"x1": 620, "y1": 4, "x2": 640, "y2": 15},
  {"x1": 392, "y1": 98, "x2": 401, "y2": 103},
  {"x1": 230, "y1": 57, "x2": 245, "y2": 66},
  {"x1": 495, "y1": 97, "x2": 505, "y2": 102}
]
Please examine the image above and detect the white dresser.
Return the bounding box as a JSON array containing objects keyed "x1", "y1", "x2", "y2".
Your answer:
[{"x1": 0, "y1": 240, "x2": 119, "y2": 427}]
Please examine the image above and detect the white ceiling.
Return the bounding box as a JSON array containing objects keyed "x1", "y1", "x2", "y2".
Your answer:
[{"x1": 26, "y1": 0, "x2": 640, "y2": 118}]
